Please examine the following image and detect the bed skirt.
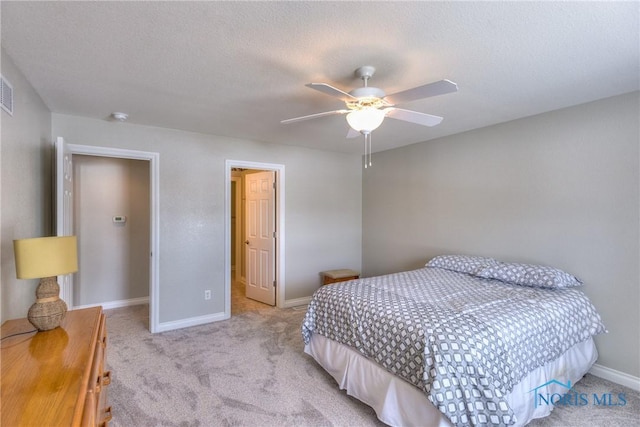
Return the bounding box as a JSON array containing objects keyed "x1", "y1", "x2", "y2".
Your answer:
[{"x1": 304, "y1": 334, "x2": 597, "y2": 427}]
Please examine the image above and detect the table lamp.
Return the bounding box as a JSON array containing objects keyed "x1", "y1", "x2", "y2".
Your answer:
[{"x1": 13, "y1": 236, "x2": 78, "y2": 331}]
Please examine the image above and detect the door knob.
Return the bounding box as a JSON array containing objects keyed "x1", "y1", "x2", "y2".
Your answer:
[{"x1": 245, "y1": 240, "x2": 249, "y2": 245}]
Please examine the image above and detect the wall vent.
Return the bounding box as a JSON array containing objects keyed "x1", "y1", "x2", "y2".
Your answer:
[{"x1": 1, "y1": 75, "x2": 14, "y2": 116}]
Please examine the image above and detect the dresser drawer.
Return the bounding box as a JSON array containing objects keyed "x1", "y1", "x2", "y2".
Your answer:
[{"x1": 93, "y1": 314, "x2": 112, "y2": 426}]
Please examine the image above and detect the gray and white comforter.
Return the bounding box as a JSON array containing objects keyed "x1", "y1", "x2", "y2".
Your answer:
[{"x1": 301, "y1": 267, "x2": 606, "y2": 426}]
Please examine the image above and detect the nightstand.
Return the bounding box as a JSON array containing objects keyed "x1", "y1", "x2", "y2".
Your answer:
[{"x1": 322, "y1": 269, "x2": 360, "y2": 285}]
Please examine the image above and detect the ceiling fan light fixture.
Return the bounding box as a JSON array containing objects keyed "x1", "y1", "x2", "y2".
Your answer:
[{"x1": 346, "y1": 108, "x2": 385, "y2": 133}]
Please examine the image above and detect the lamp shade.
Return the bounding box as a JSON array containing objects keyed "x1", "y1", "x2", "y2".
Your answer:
[
  {"x1": 14, "y1": 236, "x2": 78, "y2": 279},
  {"x1": 346, "y1": 108, "x2": 386, "y2": 133}
]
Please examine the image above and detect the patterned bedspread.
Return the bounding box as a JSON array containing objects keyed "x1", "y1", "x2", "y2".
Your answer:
[{"x1": 302, "y1": 267, "x2": 606, "y2": 426}]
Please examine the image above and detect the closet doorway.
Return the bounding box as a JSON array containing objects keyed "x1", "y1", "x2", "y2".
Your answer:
[
  {"x1": 73, "y1": 155, "x2": 150, "y2": 310},
  {"x1": 56, "y1": 139, "x2": 160, "y2": 332}
]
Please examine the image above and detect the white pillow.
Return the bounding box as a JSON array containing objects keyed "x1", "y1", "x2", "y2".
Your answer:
[
  {"x1": 476, "y1": 262, "x2": 583, "y2": 289},
  {"x1": 426, "y1": 255, "x2": 498, "y2": 275}
]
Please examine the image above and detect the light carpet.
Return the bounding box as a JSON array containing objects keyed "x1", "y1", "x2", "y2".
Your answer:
[{"x1": 105, "y1": 305, "x2": 638, "y2": 426}]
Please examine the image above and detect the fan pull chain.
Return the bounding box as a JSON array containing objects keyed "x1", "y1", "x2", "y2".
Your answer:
[
  {"x1": 363, "y1": 134, "x2": 367, "y2": 168},
  {"x1": 363, "y1": 133, "x2": 373, "y2": 169}
]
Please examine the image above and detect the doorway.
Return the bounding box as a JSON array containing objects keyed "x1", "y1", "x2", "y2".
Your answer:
[
  {"x1": 73, "y1": 155, "x2": 150, "y2": 309},
  {"x1": 231, "y1": 169, "x2": 274, "y2": 314},
  {"x1": 225, "y1": 160, "x2": 285, "y2": 317},
  {"x1": 56, "y1": 139, "x2": 160, "y2": 332}
]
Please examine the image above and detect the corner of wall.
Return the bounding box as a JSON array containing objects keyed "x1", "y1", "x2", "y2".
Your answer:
[{"x1": 0, "y1": 48, "x2": 53, "y2": 322}]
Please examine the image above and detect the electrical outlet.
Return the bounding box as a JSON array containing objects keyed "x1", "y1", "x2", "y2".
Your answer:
[{"x1": 204, "y1": 290, "x2": 211, "y2": 300}]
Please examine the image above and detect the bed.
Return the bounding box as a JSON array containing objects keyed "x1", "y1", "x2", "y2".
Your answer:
[{"x1": 302, "y1": 255, "x2": 606, "y2": 427}]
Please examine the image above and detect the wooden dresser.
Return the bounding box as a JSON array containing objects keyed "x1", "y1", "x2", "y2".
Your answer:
[{"x1": 1, "y1": 306, "x2": 112, "y2": 426}]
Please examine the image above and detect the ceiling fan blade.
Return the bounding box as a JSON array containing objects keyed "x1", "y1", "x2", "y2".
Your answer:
[
  {"x1": 306, "y1": 83, "x2": 358, "y2": 101},
  {"x1": 346, "y1": 127, "x2": 360, "y2": 139},
  {"x1": 281, "y1": 109, "x2": 349, "y2": 124},
  {"x1": 384, "y1": 108, "x2": 443, "y2": 127},
  {"x1": 383, "y1": 79, "x2": 458, "y2": 105}
]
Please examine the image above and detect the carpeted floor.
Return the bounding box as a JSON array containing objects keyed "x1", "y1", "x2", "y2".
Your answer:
[{"x1": 104, "y1": 304, "x2": 639, "y2": 426}]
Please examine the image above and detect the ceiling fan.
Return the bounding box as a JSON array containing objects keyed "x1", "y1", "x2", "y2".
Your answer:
[{"x1": 281, "y1": 66, "x2": 458, "y2": 167}]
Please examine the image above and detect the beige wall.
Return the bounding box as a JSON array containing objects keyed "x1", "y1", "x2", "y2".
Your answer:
[
  {"x1": 4, "y1": 40, "x2": 637, "y2": 382},
  {"x1": 0, "y1": 49, "x2": 52, "y2": 322},
  {"x1": 362, "y1": 92, "x2": 640, "y2": 378},
  {"x1": 1, "y1": 45, "x2": 363, "y2": 327},
  {"x1": 52, "y1": 114, "x2": 363, "y2": 323},
  {"x1": 73, "y1": 155, "x2": 150, "y2": 306}
]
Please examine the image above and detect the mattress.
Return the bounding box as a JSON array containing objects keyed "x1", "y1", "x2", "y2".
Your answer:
[{"x1": 305, "y1": 333, "x2": 598, "y2": 427}]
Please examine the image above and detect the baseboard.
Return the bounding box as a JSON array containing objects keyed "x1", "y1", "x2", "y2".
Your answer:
[
  {"x1": 73, "y1": 296, "x2": 149, "y2": 311},
  {"x1": 157, "y1": 297, "x2": 310, "y2": 331},
  {"x1": 589, "y1": 363, "x2": 640, "y2": 392},
  {"x1": 156, "y1": 311, "x2": 228, "y2": 333},
  {"x1": 283, "y1": 296, "x2": 311, "y2": 308}
]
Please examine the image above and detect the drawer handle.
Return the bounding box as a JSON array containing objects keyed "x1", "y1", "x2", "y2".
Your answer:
[
  {"x1": 102, "y1": 406, "x2": 113, "y2": 424},
  {"x1": 102, "y1": 371, "x2": 112, "y2": 386}
]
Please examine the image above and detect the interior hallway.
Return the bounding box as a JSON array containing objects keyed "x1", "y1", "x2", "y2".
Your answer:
[{"x1": 231, "y1": 276, "x2": 272, "y2": 315}]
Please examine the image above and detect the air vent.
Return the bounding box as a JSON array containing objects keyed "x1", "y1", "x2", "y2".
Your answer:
[{"x1": 1, "y1": 75, "x2": 14, "y2": 116}]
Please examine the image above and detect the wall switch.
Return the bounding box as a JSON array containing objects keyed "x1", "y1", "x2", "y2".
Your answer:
[{"x1": 204, "y1": 290, "x2": 211, "y2": 300}]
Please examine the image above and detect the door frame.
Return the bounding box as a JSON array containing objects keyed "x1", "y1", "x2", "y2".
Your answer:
[
  {"x1": 230, "y1": 176, "x2": 242, "y2": 280},
  {"x1": 61, "y1": 142, "x2": 160, "y2": 333},
  {"x1": 225, "y1": 160, "x2": 285, "y2": 315}
]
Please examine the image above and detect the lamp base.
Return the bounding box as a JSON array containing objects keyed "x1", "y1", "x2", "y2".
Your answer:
[{"x1": 27, "y1": 276, "x2": 68, "y2": 331}]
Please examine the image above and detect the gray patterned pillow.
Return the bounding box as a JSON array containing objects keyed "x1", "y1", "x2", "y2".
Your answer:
[
  {"x1": 426, "y1": 255, "x2": 498, "y2": 275},
  {"x1": 476, "y1": 262, "x2": 583, "y2": 289}
]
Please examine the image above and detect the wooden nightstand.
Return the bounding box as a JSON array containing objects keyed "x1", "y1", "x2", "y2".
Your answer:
[{"x1": 322, "y1": 269, "x2": 360, "y2": 285}]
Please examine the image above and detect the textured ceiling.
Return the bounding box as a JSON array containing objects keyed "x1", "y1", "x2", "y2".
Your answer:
[{"x1": 1, "y1": 1, "x2": 638, "y2": 154}]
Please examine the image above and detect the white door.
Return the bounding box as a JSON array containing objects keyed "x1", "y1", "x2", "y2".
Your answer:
[
  {"x1": 244, "y1": 171, "x2": 276, "y2": 305},
  {"x1": 55, "y1": 137, "x2": 74, "y2": 306}
]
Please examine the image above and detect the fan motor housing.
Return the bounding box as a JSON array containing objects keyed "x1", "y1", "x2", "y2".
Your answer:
[
  {"x1": 349, "y1": 86, "x2": 385, "y2": 99},
  {"x1": 347, "y1": 87, "x2": 386, "y2": 110}
]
